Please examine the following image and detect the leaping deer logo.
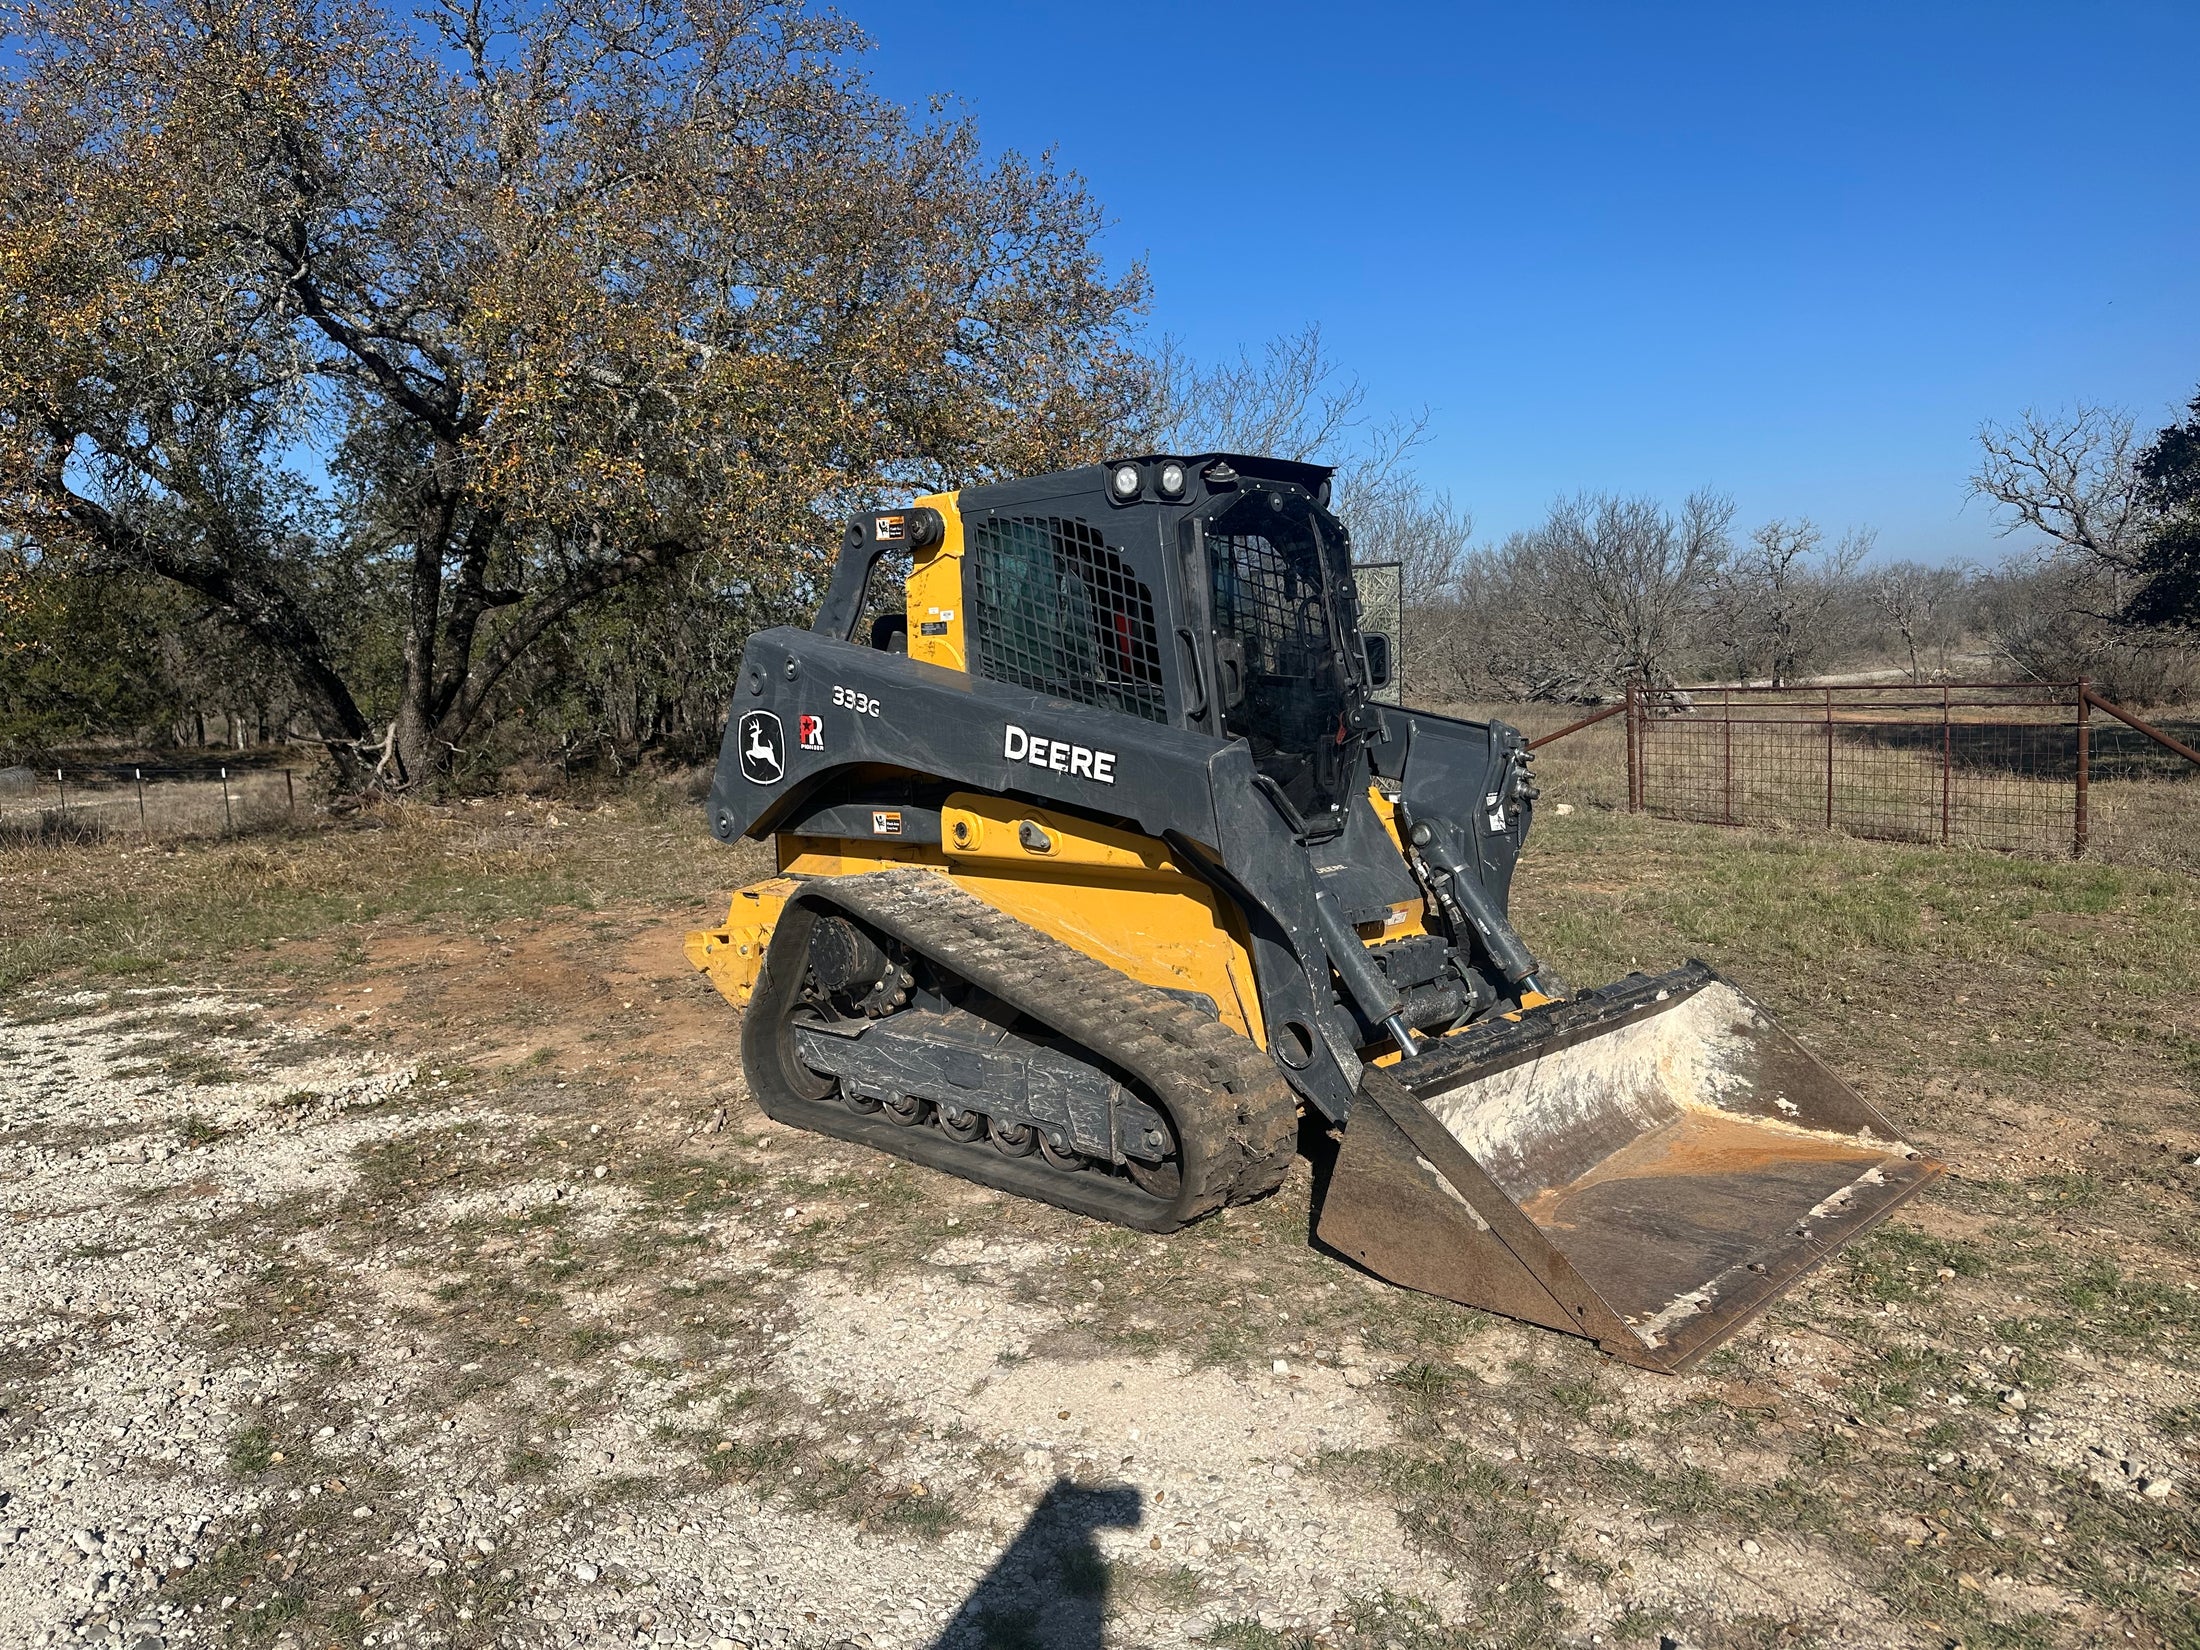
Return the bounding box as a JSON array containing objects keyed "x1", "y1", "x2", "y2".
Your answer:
[{"x1": 737, "y1": 711, "x2": 784, "y2": 784}]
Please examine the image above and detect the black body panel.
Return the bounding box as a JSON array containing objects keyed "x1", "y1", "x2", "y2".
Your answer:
[
  {"x1": 708, "y1": 629, "x2": 1231, "y2": 849},
  {"x1": 1309, "y1": 788, "x2": 1423, "y2": 925},
  {"x1": 706, "y1": 620, "x2": 1536, "y2": 1123}
]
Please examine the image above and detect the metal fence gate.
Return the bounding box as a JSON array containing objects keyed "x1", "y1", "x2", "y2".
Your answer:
[{"x1": 1538, "y1": 681, "x2": 2200, "y2": 865}]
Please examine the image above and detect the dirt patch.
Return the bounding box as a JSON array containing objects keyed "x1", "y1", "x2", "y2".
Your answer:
[{"x1": 277, "y1": 908, "x2": 738, "y2": 1088}]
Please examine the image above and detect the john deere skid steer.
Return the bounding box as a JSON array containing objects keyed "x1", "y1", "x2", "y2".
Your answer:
[{"x1": 686, "y1": 454, "x2": 1940, "y2": 1371}]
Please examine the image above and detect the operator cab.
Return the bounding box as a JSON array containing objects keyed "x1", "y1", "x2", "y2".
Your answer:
[
  {"x1": 812, "y1": 452, "x2": 1396, "y2": 832},
  {"x1": 1200, "y1": 481, "x2": 1372, "y2": 824}
]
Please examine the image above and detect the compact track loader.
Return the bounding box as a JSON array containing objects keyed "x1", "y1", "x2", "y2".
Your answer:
[{"x1": 687, "y1": 454, "x2": 1940, "y2": 1371}]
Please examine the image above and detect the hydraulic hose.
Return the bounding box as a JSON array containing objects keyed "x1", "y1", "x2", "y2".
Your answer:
[{"x1": 1395, "y1": 802, "x2": 1544, "y2": 991}]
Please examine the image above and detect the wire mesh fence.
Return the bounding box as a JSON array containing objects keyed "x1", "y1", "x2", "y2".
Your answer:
[
  {"x1": 1353, "y1": 560, "x2": 1402, "y2": 706},
  {"x1": 1588, "y1": 682, "x2": 2200, "y2": 871},
  {"x1": 0, "y1": 763, "x2": 297, "y2": 845}
]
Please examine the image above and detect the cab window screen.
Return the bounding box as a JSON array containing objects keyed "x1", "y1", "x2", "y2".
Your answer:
[
  {"x1": 1209, "y1": 494, "x2": 1351, "y2": 815},
  {"x1": 969, "y1": 516, "x2": 1167, "y2": 722},
  {"x1": 1210, "y1": 526, "x2": 1340, "y2": 746}
]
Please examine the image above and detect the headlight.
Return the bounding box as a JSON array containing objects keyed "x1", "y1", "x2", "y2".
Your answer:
[
  {"x1": 1110, "y1": 462, "x2": 1142, "y2": 501},
  {"x1": 1156, "y1": 460, "x2": 1187, "y2": 499}
]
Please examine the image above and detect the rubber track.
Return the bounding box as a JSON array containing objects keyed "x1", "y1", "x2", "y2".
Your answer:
[{"x1": 771, "y1": 868, "x2": 1300, "y2": 1229}]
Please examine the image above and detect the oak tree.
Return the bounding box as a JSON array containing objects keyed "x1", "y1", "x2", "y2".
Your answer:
[
  {"x1": 2127, "y1": 391, "x2": 2200, "y2": 634},
  {"x1": 0, "y1": 0, "x2": 1149, "y2": 788}
]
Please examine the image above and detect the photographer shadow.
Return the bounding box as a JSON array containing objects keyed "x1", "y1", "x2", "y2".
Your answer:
[{"x1": 929, "y1": 1479, "x2": 1143, "y2": 1650}]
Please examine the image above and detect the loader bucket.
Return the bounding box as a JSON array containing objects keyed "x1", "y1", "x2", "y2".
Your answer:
[{"x1": 1316, "y1": 963, "x2": 1941, "y2": 1372}]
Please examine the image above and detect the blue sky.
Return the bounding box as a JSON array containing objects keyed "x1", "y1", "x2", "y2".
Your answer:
[{"x1": 861, "y1": 1, "x2": 2199, "y2": 563}]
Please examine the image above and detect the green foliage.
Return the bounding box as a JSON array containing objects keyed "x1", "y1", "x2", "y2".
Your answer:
[
  {"x1": 1322, "y1": 1443, "x2": 1571, "y2": 1648},
  {"x1": 2128, "y1": 389, "x2": 2200, "y2": 633},
  {"x1": 225, "y1": 1423, "x2": 275, "y2": 1475},
  {"x1": 475, "y1": 569, "x2": 812, "y2": 777},
  {"x1": 0, "y1": 0, "x2": 1153, "y2": 791},
  {"x1": 0, "y1": 556, "x2": 180, "y2": 759},
  {"x1": 2051, "y1": 1259, "x2": 2200, "y2": 1349},
  {"x1": 1844, "y1": 1226, "x2": 1989, "y2": 1305}
]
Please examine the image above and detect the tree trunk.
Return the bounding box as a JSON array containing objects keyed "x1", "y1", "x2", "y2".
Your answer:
[
  {"x1": 409, "y1": 535, "x2": 699, "y2": 789},
  {"x1": 385, "y1": 473, "x2": 465, "y2": 792}
]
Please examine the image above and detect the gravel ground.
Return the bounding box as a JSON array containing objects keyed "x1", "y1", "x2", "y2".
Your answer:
[
  {"x1": 0, "y1": 988, "x2": 1477, "y2": 1650},
  {"x1": 2, "y1": 991, "x2": 429, "y2": 1647}
]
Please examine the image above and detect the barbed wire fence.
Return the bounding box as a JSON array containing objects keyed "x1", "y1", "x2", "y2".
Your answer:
[
  {"x1": 1523, "y1": 681, "x2": 2200, "y2": 872},
  {"x1": 0, "y1": 763, "x2": 298, "y2": 845}
]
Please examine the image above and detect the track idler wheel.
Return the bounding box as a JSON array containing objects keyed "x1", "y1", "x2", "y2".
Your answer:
[{"x1": 779, "y1": 1006, "x2": 839, "y2": 1104}]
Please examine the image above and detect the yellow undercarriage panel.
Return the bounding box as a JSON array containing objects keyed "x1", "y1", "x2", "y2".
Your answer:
[
  {"x1": 684, "y1": 876, "x2": 804, "y2": 1010},
  {"x1": 684, "y1": 797, "x2": 1266, "y2": 1047}
]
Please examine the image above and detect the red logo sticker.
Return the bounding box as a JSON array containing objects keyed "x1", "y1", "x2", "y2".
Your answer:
[{"x1": 798, "y1": 714, "x2": 824, "y2": 751}]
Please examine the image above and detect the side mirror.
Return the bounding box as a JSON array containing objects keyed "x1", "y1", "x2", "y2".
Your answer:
[{"x1": 1359, "y1": 631, "x2": 1393, "y2": 690}]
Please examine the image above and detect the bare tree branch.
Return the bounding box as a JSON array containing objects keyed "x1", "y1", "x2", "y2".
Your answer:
[{"x1": 1972, "y1": 404, "x2": 2145, "y2": 573}]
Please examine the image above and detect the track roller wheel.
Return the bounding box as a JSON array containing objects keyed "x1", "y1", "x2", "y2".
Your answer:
[
  {"x1": 1037, "y1": 1131, "x2": 1086, "y2": 1172},
  {"x1": 881, "y1": 1091, "x2": 929, "y2": 1127},
  {"x1": 938, "y1": 1105, "x2": 986, "y2": 1143}
]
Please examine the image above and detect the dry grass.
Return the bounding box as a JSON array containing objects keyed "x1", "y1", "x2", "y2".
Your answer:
[
  {"x1": 1447, "y1": 696, "x2": 2200, "y2": 875},
  {"x1": 3, "y1": 782, "x2": 2197, "y2": 1646},
  {"x1": 0, "y1": 785, "x2": 728, "y2": 992}
]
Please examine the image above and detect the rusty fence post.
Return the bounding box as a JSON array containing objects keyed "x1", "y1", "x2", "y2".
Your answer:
[
  {"x1": 284, "y1": 767, "x2": 295, "y2": 823},
  {"x1": 1722, "y1": 687, "x2": 1734, "y2": 826},
  {"x1": 135, "y1": 768, "x2": 147, "y2": 838},
  {"x1": 1940, "y1": 682, "x2": 1952, "y2": 848},
  {"x1": 1823, "y1": 688, "x2": 1834, "y2": 829},
  {"x1": 220, "y1": 766, "x2": 234, "y2": 836},
  {"x1": 2074, "y1": 679, "x2": 2090, "y2": 858},
  {"x1": 53, "y1": 768, "x2": 68, "y2": 820},
  {"x1": 1625, "y1": 681, "x2": 1641, "y2": 813}
]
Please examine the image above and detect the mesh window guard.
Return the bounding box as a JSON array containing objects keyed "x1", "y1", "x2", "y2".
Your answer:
[
  {"x1": 969, "y1": 516, "x2": 1167, "y2": 722},
  {"x1": 1208, "y1": 511, "x2": 1352, "y2": 816},
  {"x1": 1210, "y1": 531, "x2": 1330, "y2": 684},
  {"x1": 1210, "y1": 528, "x2": 1339, "y2": 744}
]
